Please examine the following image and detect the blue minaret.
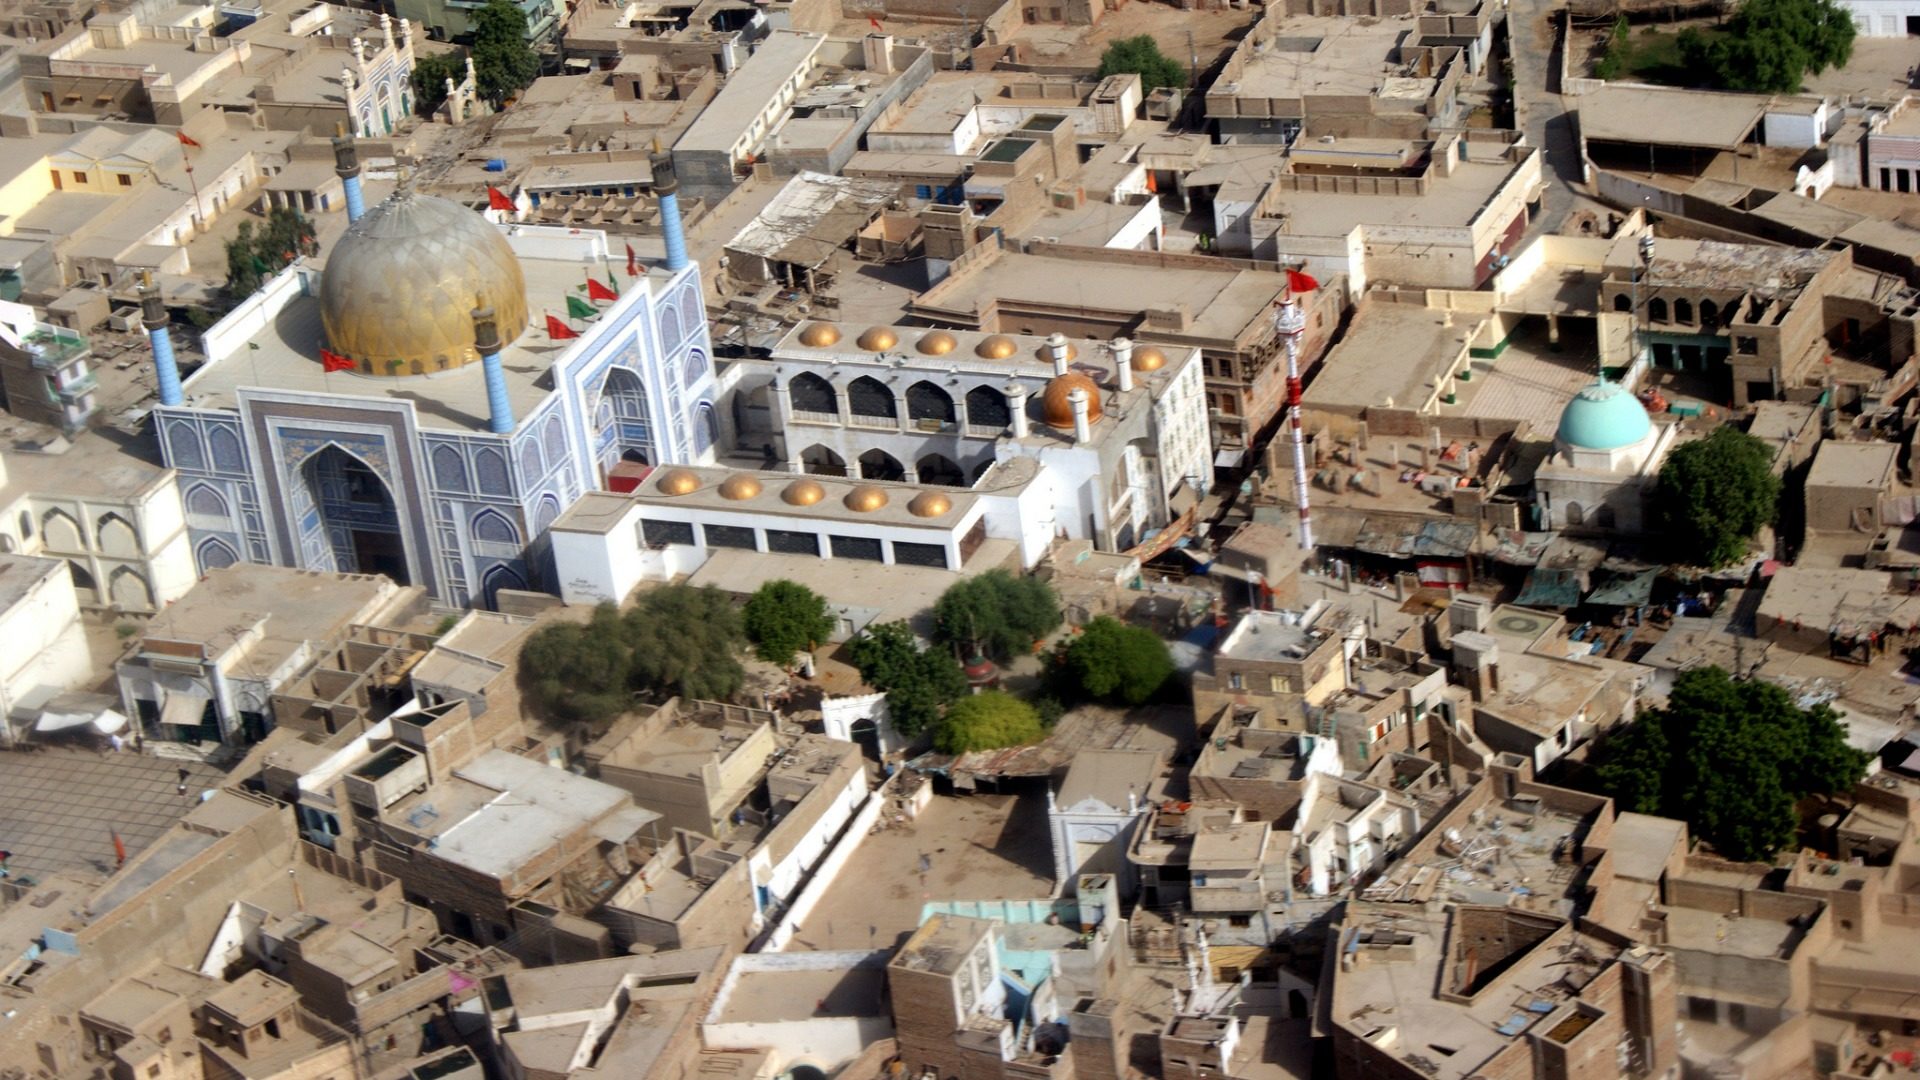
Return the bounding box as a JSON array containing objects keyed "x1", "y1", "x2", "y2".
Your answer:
[
  {"x1": 474, "y1": 306, "x2": 513, "y2": 434},
  {"x1": 650, "y1": 148, "x2": 688, "y2": 272},
  {"x1": 333, "y1": 134, "x2": 365, "y2": 223},
  {"x1": 142, "y1": 279, "x2": 182, "y2": 407}
]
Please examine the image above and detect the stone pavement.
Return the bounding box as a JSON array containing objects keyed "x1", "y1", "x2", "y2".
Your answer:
[{"x1": 0, "y1": 748, "x2": 227, "y2": 882}]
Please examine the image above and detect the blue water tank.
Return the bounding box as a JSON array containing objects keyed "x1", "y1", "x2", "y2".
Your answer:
[{"x1": 484, "y1": 158, "x2": 507, "y2": 172}]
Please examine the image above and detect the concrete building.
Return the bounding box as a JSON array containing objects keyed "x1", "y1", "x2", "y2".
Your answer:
[
  {"x1": 485, "y1": 947, "x2": 726, "y2": 1078},
  {"x1": 0, "y1": 553, "x2": 95, "y2": 743},
  {"x1": 116, "y1": 563, "x2": 421, "y2": 747},
  {"x1": 1804, "y1": 440, "x2": 1900, "y2": 535},
  {"x1": 701, "y1": 950, "x2": 894, "y2": 1076},
  {"x1": 1192, "y1": 605, "x2": 1369, "y2": 731},
  {"x1": 1047, "y1": 748, "x2": 1162, "y2": 892},
  {"x1": 1837, "y1": 0, "x2": 1920, "y2": 34}
]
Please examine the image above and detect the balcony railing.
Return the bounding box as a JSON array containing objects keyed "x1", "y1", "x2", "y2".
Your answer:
[
  {"x1": 790, "y1": 408, "x2": 839, "y2": 425},
  {"x1": 22, "y1": 328, "x2": 88, "y2": 371},
  {"x1": 848, "y1": 413, "x2": 898, "y2": 430}
]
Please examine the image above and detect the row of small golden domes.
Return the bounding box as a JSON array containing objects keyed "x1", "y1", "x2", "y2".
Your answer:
[
  {"x1": 656, "y1": 469, "x2": 952, "y2": 516},
  {"x1": 796, "y1": 323, "x2": 1166, "y2": 370}
]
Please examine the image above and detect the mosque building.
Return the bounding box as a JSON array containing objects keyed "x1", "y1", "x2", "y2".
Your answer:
[
  {"x1": 1533, "y1": 376, "x2": 1681, "y2": 533},
  {"x1": 147, "y1": 139, "x2": 718, "y2": 608}
]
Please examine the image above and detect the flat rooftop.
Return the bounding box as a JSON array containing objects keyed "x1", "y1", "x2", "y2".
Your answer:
[
  {"x1": 1304, "y1": 303, "x2": 1472, "y2": 413},
  {"x1": 556, "y1": 466, "x2": 985, "y2": 532},
  {"x1": 1217, "y1": 609, "x2": 1338, "y2": 663},
  {"x1": 914, "y1": 250, "x2": 1285, "y2": 344},
  {"x1": 1264, "y1": 152, "x2": 1532, "y2": 237},
  {"x1": 714, "y1": 960, "x2": 889, "y2": 1023},
  {"x1": 0, "y1": 554, "x2": 64, "y2": 612},
  {"x1": 674, "y1": 29, "x2": 824, "y2": 151},
  {"x1": 1806, "y1": 440, "x2": 1898, "y2": 490},
  {"x1": 180, "y1": 252, "x2": 676, "y2": 434},
  {"x1": 1663, "y1": 905, "x2": 1801, "y2": 959},
  {"x1": 1577, "y1": 85, "x2": 1769, "y2": 149},
  {"x1": 413, "y1": 750, "x2": 652, "y2": 879},
  {"x1": 1642, "y1": 237, "x2": 1834, "y2": 297},
  {"x1": 1220, "y1": 16, "x2": 1420, "y2": 101}
]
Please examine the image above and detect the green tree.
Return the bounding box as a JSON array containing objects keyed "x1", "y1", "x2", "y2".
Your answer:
[
  {"x1": 847, "y1": 620, "x2": 967, "y2": 738},
  {"x1": 1678, "y1": 0, "x2": 1854, "y2": 93},
  {"x1": 410, "y1": 52, "x2": 466, "y2": 117},
  {"x1": 1592, "y1": 17, "x2": 1630, "y2": 80},
  {"x1": 222, "y1": 206, "x2": 316, "y2": 303},
  {"x1": 1591, "y1": 666, "x2": 1869, "y2": 862},
  {"x1": 519, "y1": 603, "x2": 636, "y2": 723},
  {"x1": 1653, "y1": 426, "x2": 1779, "y2": 569},
  {"x1": 1062, "y1": 616, "x2": 1174, "y2": 705},
  {"x1": 937, "y1": 691, "x2": 1043, "y2": 754},
  {"x1": 1096, "y1": 34, "x2": 1186, "y2": 93},
  {"x1": 471, "y1": 0, "x2": 541, "y2": 105},
  {"x1": 624, "y1": 583, "x2": 745, "y2": 701},
  {"x1": 933, "y1": 570, "x2": 1062, "y2": 661},
  {"x1": 743, "y1": 579, "x2": 835, "y2": 669}
]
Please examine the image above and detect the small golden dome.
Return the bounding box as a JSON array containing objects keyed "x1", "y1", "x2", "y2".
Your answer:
[
  {"x1": 797, "y1": 323, "x2": 841, "y2": 347},
  {"x1": 656, "y1": 469, "x2": 702, "y2": 495},
  {"x1": 917, "y1": 330, "x2": 958, "y2": 356},
  {"x1": 844, "y1": 485, "x2": 889, "y2": 512},
  {"x1": 782, "y1": 479, "x2": 826, "y2": 506},
  {"x1": 976, "y1": 334, "x2": 1018, "y2": 359},
  {"x1": 857, "y1": 326, "x2": 899, "y2": 351},
  {"x1": 717, "y1": 474, "x2": 762, "y2": 500},
  {"x1": 908, "y1": 491, "x2": 953, "y2": 518},
  {"x1": 1041, "y1": 373, "x2": 1104, "y2": 429},
  {"x1": 1037, "y1": 341, "x2": 1077, "y2": 364},
  {"x1": 1132, "y1": 346, "x2": 1168, "y2": 372}
]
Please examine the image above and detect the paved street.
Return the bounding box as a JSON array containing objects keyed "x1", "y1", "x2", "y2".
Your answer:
[{"x1": 0, "y1": 748, "x2": 226, "y2": 882}]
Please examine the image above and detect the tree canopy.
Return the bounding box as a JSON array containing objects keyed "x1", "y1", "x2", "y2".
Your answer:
[
  {"x1": 224, "y1": 206, "x2": 315, "y2": 302},
  {"x1": 1061, "y1": 616, "x2": 1175, "y2": 705},
  {"x1": 518, "y1": 586, "x2": 745, "y2": 724},
  {"x1": 1653, "y1": 425, "x2": 1779, "y2": 569},
  {"x1": 743, "y1": 579, "x2": 836, "y2": 669},
  {"x1": 937, "y1": 691, "x2": 1044, "y2": 754},
  {"x1": 1591, "y1": 666, "x2": 1869, "y2": 862},
  {"x1": 1096, "y1": 35, "x2": 1186, "y2": 93},
  {"x1": 933, "y1": 570, "x2": 1061, "y2": 661},
  {"x1": 410, "y1": 52, "x2": 465, "y2": 117},
  {"x1": 847, "y1": 620, "x2": 967, "y2": 738},
  {"x1": 1678, "y1": 0, "x2": 1854, "y2": 93},
  {"x1": 471, "y1": 0, "x2": 541, "y2": 105}
]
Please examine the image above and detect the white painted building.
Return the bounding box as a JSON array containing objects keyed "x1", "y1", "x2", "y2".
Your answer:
[
  {"x1": 1048, "y1": 749, "x2": 1162, "y2": 895},
  {"x1": 1839, "y1": 0, "x2": 1920, "y2": 34},
  {"x1": 1294, "y1": 773, "x2": 1417, "y2": 897},
  {"x1": 701, "y1": 951, "x2": 894, "y2": 1075},
  {"x1": 0, "y1": 553, "x2": 95, "y2": 741},
  {"x1": 0, "y1": 446, "x2": 197, "y2": 613}
]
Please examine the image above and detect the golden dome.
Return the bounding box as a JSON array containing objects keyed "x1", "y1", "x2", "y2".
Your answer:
[
  {"x1": 1132, "y1": 346, "x2": 1168, "y2": 372},
  {"x1": 782, "y1": 479, "x2": 826, "y2": 506},
  {"x1": 917, "y1": 330, "x2": 959, "y2": 356},
  {"x1": 976, "y1": 335, "x2": 1018, "y2": 359},
  {"x1": 1041, "y1": 373, "x2": 1104, "y2": 429},
  {"x1": 656, "y1": 469, "x2": 701, "y2": 495},
  {"x1": 857, "y1": 326, "x2": 899, "y2": 351},
  {"x1": 844, "y1": 485, "x2": 889, "y2": 512},
  {"x1": 717, "y1": 474, "x2": 762, "y2": 500},
  {"x1": 908, "y1": 491, "x2": 953, "y2": 518},
  {"x1": 797, "y1": 322, "x2": 841, "y2": 347},
  {"x1": 318, "y1": 192, "x2": 529, "y2": 377},
  {"x1": 1037, "y1": 341, "x2": 1077, "y2": 364}
]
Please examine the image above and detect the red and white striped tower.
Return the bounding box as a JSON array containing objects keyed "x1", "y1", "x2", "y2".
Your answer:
[{"x1": 1275, "y1": 294, "x2": 1312, "y2": 551}]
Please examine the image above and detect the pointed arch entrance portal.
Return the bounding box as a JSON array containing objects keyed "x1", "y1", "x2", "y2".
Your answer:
[{"x1": 299, "y1": 444, "x2": 410, "y2": 585}]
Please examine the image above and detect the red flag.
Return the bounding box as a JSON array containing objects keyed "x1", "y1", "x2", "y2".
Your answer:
[
  {"x1": 626, "y1": 243, "x2": 638, "y2": 277},
  {"x1": 546, "y1": 313, "x2": 580, "y2": 340},
  {"x1": 587, "y1": 276, "x2": 618, "y2": 303},
  {"x1": 320, "y1": 347, "x2": 355, "y2": 372},
  {"x1": 487, "y1": 186, "x2": 515, "y2": 212},
  {"x1": 1285, "y1": 268, "x2": 1319, "y2": 294},
  {"x1": 868, "y1": 14, "x2": 882, "y2": 29},
  {"x1": 177, "y1": 130, "x2": 200, "y2": 149},
  {"x1": 111, "y1": 829, "x2": 126, "y2": 867}
]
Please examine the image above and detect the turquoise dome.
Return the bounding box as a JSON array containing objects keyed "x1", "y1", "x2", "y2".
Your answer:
[{"x1": 1557, "y1": 378, "x2": 1651, "y2": 451}]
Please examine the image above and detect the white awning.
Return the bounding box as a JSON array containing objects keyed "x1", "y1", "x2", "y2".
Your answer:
[
  {"x1": 161, "y1": 693, "x2": 207, "y2": 729},
  {"x1": 34, "y1": 709, "x2": 96, "y2": 732},
  {"x1": 93, "y1": 709, "x2": 128, "y2": 734},
  {"x1": 1215, "y1": 448, "x2": 1246, "y2": 468}
]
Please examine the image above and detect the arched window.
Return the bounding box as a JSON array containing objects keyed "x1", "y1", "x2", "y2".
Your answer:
[
  {"x1": 1674, "y1": 298, "x2": 1693, "y2": 325},
  {"x1": 475, "y1": 448, "x2": 511, "y2": 495},
  {"x1": 209, "y1": 427, "x2": 245, "y2": 472},
  {"x1": 109, "y1": 566, "x2": 153, "y2": 610},
  {"x1": 695, "y1": 400, "x2": 719, "y2": 453},
  {"x1": 788, "y1": 373, "x2": 837, "y2": 415},
  {"x1": 1648, "y1": 298, "x2": 1668, "y2": 323},
  {"x1": 965, "y1": 386, "x2": 1011, "y2": 429},
  {"x1": 482, "y1": 564, "x2": 528, "y2": 610},
  {"x1": 1613, "y1": 294, "x2": 1631, "y2": 312},
  {"x1": 197, "y1": 537, "x2": 240, "y2": 572},
  {"x1": 683, "y1": 347, "x2": 709, "y2": 385},
  {"x1": 1564, "y1": 502, "x2": 1584, "y2": 527},
  {"x1": 518, "y1": 440, "x2": 544, "y2": 486},
  {"x1": 186, "y1": 485, "x2": 228, "y2": 520},
  {"x1": 542, "y1": 414, "x2": 567, "y2": 466},
  {"x1": 658, "y1": 306, "x2": 683, "y2": 351},
  {"x1": 916, "y1": 453, "x2": 965, "y2": 486},
  {"x1": 906, "y1": 381, "x2": 956, "y2": 424},
  {"x1": 95, "y1": 512, "x2": 139, "y2": 557},
  {"x1": 858, "y1": 449, "x2": 905, "y2": 481},
  {"x1": 471, "y1": 508, "x2": 520, "y2": 546},
  {"x1": 432, "y1": 445, "x2": 468, "y2": 491},
  {"x1": 1699, "y1": 299, "x2": 1719, "y2": 328},
  {"x1": 42, "y1": 509, "x2": 82, "y2": 552},
  {"x1": 166, "y1": 425, "x2": 204, "y2": 470},
  {"x1": 17, "y1": 510, "x2": 31, "y2": 540},
  {"x1": 847, "y1": 376, "x2": 896, "y2": 419},
  {"x1": 533, "y1": 494, "x2": 561, "y2": 533},
  {"x1": 67, "y1": 560, "x2": 97, "y2": 598}
]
